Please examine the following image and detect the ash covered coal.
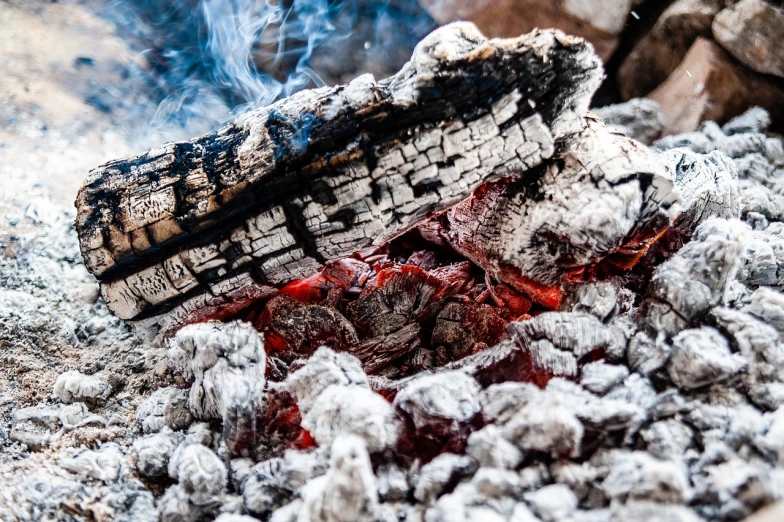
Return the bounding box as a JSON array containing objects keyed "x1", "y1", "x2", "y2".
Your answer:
[{"x1": 6, "y1": 21, "x2": 784, "y2": 522}]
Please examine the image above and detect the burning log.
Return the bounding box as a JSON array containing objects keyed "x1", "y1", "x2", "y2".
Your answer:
[{"x1": 75, "y1": 23, "x2": 603, "y2": 339}]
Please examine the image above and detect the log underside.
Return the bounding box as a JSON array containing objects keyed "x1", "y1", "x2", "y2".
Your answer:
[{"x1": 76, "y1": 23, "x2": 603, "y2": 338}]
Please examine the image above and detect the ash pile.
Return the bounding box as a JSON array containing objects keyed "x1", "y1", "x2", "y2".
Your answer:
[{"x1": 5, "y1": 21, "x2": 784, "y2": 522}]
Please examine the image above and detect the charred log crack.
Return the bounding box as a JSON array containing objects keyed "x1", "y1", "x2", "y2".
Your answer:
[{"x1": 75, "y1": 23, "x2": 603, "y2": 333}]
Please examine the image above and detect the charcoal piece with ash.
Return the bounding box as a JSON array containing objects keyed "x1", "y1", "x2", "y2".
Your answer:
[
  {"x1": 639, "y1": 218, "x2": 750, "y2": 337},
  {"x1": 300, "y1": 384, "x2": 402, "y2": 453},
  {"x1": 667, "y1": 327, "x2": 748, "y2": 390},
  {"x1": 134, "y1": 386, "x2": 192, "y2": 434},
  {"x1": 561, "y1": 281, "x2": 620, "y2": 322},
  {"x1": 133, "y1": 430, "x2": 183, "y2": 478},
  {"x1": 58, "y1": 443, "x2": 126, "y2": 484},
  {"x1": 657, "y1": 149, "x2": 741, "y2": 230},
  {"x1": 594, "y1": 98, "x2": 665, "y2": 145},
  {"x1": 167, "y1": 321, "x2": 266, "y2": 454},
  {"x1": 393, "y1": 371, "x2": 481, "y2": 457},
  {"x1": 74, "y1": 22, "x2": 603, "y2": 339},
  {"x1": 465, "y1": 425, "x2": 523, "y2": 470},
  {"x1": 711, "y1": 307, "x2": 784, "y2": 410},
  {"x1": 284, "y1": 346, "x2": 369, "y2": 416},
  {"x1": 295, "y1": 435, "x2": 379, "y2": 522},
  {"x1": 599, "y1": 450, "x2": 691, "y2": 504},
  {"x1": 158, "y1": 443, "x2": 229, "y2": 522},
  {"x1": 440, "y1": 116, "x2": 680, "y2": 309},
  {"x1": 52, "y1": 370, "x2": 111, "y2": 407},
  {"x1": 449, "y1": 312, "x2": 627, "y2": 387},
  {"x1": 523, "y1": 483, "x2": 579, "y2": 522},
  {"x1": 424, "y1": 467, "x2": 523, "y2": 521},
  {"x1": 242, "y1": 449, "x2": 328, "y2": 518},
  {"x1": 654, "y1": 107, "x2": 784, "y2": 224},
  {"x1": 413, "y1": 453, "x2": 476, "y2": 504}
]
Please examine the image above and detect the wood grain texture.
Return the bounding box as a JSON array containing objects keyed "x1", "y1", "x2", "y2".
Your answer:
[{"x1": 75, "y1": 23, "x2": 603, "y2": 336}]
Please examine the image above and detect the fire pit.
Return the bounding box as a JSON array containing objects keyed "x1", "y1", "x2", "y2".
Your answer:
[{"x1": 3, "y1": 2, "x2": 784, "y2": 522}]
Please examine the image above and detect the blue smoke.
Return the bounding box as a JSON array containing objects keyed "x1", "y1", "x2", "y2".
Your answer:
[{"x1": 104, "y1": 0, "x2": 434, "y2": 143}]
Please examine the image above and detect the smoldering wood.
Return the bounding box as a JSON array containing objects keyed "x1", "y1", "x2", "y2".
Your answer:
[{"x1": 75, "y1": 23, "x2": 603, "y2": 338}]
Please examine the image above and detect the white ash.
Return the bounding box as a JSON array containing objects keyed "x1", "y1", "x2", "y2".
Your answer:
[
  {"x1": 414, "y1": 453, "x2": 477, "y2": 504},
  {"x1": 711, "y1": 307, "x2": 784, "y2": 410},
  {"x1": 376, "y1": 462, "x2": 410, "y2": 502},
  {"x1": 609, "y1": 501, "x2": 702, "y2": 522},
  {"x1": 658, "y1": 148, "x2": 741, "y2": 229},
  {"x1": 58, "y1": 443, "x2": 126, "y2": 484},
  {"x1": 743, "y1": 287, "x2": 784, "y2": 336},
  {"x1": 158, "y1": 485, "x2": 208, "y2": 522},
  {"x1": 505, "y1": 312, "x2": 628, "y2": 380},
  {"x1": 595, "y1": 98, "x2": 665, "y2": 145},
  {"x1": 53, "y1": 370, "x2": 111, "y2": 406},
  {"x1": 756, "y1": 407, "x2": 784, "y2": 466},
  {"x1": 424, "y1": 468, "x2": 522, "y2": 521},
  {"x1": 215, "y1": 515, "x2": 260, "y2": 522},
  {"x1": 9, "y1": 403, "x2": 66, "y2": 451},
  {"x1": 285, "y1": 347, "x2": 369, "y2": 416},
  {"x1": 297, "y1": 435, "x2": 379, "y2": 522},
  {"x1": 580, "y1": 361, "x2": 629, "y2": 395},
  {"x1": 641, "y1": 218, "x2": 749, "y2": 337},
  {"x1": 133, "y1": 429, "x2": 183, "y2": 477},
  {"x1": 135, "y1": 386, "x2": 193, "y2": 433},
  {"x1": 524, "y1": 484, "x2": 579, "y2": 522},
  {"x1": 59, "y1": 402, "x2": 106, "y2": 430},
  {"x1": 640, "y1": 419, "x2": 694, "y2": 461},
  {"x1": 626, "y1": 330, "x2": 670, "y2": 376},
  {"x1": 600, "y1": 450, "x2": 690, "y2": 504},
  {"x1": 393, "y1": 371, "x2": 481, "y2": 432},
  {"x1": 466, "y1": 425, "x2": 524, "y2": 470},
  {"x1": 737, "y1": 230, "x2": 784, "y2": 287},
  {"x1": 167, "y1": 443, "x2": 228, "y2": 511},
  {"x1": 301, "y1": 384, "x2": 402, "y2": 453},
  {"x1": 563, "y1": 282, "x2": 619, "y2": 322},
  {"x1": 667, "y1": 327, "x2": 748, "y2": 390},
  {"x1": 500, "y1": 387, "x2": 584, "y2": 458},
  {"x1": 168, "y1": 320, "x2": 266, "y2": 420},
  {"x1": 480, "y1": 382, "x2": 541, "y2": 426},
  {"x1": 242, "y1": 449, "x2": 329, "y2": 517}
]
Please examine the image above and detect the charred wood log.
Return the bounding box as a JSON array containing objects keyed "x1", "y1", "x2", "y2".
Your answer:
[{"x1": 75, "y1": 23, "x2": 603, "y2": 337}]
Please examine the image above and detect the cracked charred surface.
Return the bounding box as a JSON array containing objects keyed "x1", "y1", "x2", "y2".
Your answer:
[
  {"x1": 75, "y1": 22, "x2": 603, "y2": 339},
  {"x1": 433, "y1": 116, "x2": 681, "y2": 308}
]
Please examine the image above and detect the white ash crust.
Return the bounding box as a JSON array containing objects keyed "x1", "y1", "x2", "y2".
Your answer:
[
  {"x1": 285, "y1": 347, "x2": 369, "y2": 416},
  {"x1": 58, "y1": 443, "x2": 126, "y2": 484},
  {"x1": 594, "y1": 99, "x2": 665, "y2": 145},
  {"x1": 580, "y1": 361, "x2": 630, "y2": 395},
  {"x1": 667, "y1": 327, "x2": 748, "y2": 390},
  {"x1": 414, "y1": 453, "x2": 476, "y2": 504},
  {"x1": 393, "y1": 371, "x2": 482, "y2": 431},
  {"x1": 133, "y1": 429, "x2": 183, "y2": 478},
  {"x1": 168, "y1": 320, "x2": 266, "y2": 454},
  {"x1": 302, "y1": 384, "x2": 402, "y2": 453},
  {"x1": 298, "y1": 435, "x2": 379, "y2": 522},
  {"x1": 135, "y1": 386, "x2": 193, "y2": 433},
  {"x1": 53, "y1": 370, "x2": 111, "y2": 406},
  {"x1": 466, "y1": 425, "x2": 524, "y2": 470}
]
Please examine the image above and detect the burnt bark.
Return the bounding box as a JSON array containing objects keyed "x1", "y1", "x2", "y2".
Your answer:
[{"x1": 75, "y1": 23, "x2": 603, "y2": 337}]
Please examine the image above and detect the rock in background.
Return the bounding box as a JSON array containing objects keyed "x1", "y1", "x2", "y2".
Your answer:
[{"x1": 419, "y1": 0, "x2": 784, "y2": 134}]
